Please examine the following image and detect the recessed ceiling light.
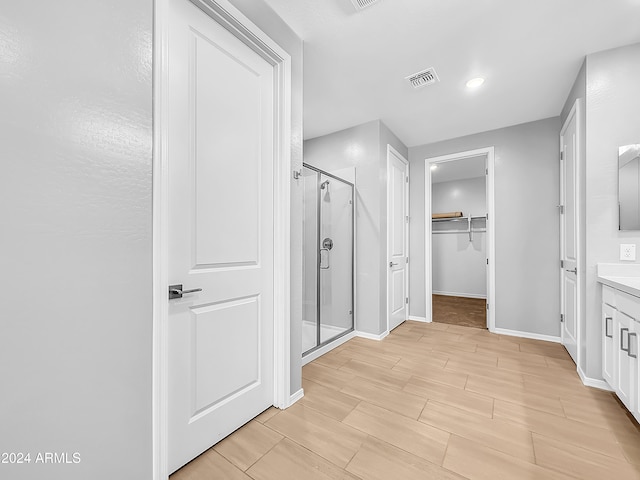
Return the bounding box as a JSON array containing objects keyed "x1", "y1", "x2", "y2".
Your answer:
[
  {"x1": 430, "y1": 165, "x2": 438, "y2": 170},
  {"x1": 466, "y1": 77, "x2": 485, "y2": 89}
]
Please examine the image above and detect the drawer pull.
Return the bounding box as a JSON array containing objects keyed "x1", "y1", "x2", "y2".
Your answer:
[
  {"x1": 629, "y1": 332, "x2": 638, "y2": 359},
  {"x1": 605, "y1": 316, "x2": 613, "y2": 338},
  {"x1": 621, "y1": 328, "x2": 630, "y2": 352}
]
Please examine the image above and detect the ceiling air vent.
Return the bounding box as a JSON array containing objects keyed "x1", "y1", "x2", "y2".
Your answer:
[
  {"x1": 350, "y1": 0, "x2": 379, "y2": 11},
  {"x1": 406, "y1": 67, "x2": 439, "y2": 89}
]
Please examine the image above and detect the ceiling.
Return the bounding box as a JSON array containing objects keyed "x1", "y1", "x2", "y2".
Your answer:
[
  {"x1": 431, "y1": 155, "x2": 486, "y2": 184},
  {"x1": 261, "y1": 0, "x2": 640, "y2": 147}
]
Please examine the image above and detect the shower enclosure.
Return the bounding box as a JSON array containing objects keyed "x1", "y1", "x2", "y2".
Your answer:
[{"x1": 302, "y1": 164, "x2": 354, "y2": 356}]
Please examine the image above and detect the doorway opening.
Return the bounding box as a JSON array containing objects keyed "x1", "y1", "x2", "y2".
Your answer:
[{"x1": 425, "y1": 147, "x2": 495, "y2": 331}]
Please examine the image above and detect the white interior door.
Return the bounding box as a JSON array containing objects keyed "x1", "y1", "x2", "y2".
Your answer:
[
  {"x1": 167, "y1": 0, "x2": 275, "y2": 472},
  {"x1": 388, "y1": 148, "x2": 409, "y2": 331},
  {"x1": 560, "y1": 103, "x2": 579, "y2": 364}
]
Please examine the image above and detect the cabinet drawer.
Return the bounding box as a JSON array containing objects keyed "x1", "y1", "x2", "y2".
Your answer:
[
  {"x1": 603, "y1": 285, "x2": 616, "y2": 307},
  {"x1": 617, "y1": 290, "x2": 640, "y2": 319}
]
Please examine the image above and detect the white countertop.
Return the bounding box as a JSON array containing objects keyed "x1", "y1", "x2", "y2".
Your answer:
[{"x1": 597, "y1": 263, "x2": 640, "y2": 298}]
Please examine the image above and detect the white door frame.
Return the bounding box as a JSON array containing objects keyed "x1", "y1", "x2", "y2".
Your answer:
[
  {"x1": 386, "y1": 145, "x2": 410, "y2": 333},
  {"x1": 559, "y1": 99, "x2": 581, "y2": 368},
  {"x1": 152, "y1": 0, "x2": 292, "y2": 478},
  {"x1": 424, "y1": 147, "x2": 496, "y2": 331}
]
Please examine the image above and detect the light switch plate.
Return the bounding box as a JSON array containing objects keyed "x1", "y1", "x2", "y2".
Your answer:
[{"x1": 620, "y1": 244, "x2": 636, "y2": 261}]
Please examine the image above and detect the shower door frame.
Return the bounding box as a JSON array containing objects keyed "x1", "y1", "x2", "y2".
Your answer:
[{"x1": 302, "y1": 163, "x2": 355, "y2": 357}]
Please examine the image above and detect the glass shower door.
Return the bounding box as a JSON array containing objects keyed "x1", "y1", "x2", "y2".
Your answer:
[
  {"x1": 302, "y1": 167, "x2": 319, "y2": 354},
  {"x1": 319, "y1": 173, "x2": 353, "y2": 344},
  {"x1": 302, "y1": 165, "x2": 354, "y2": 356}
]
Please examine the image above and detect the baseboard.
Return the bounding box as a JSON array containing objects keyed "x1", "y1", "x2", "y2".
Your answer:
[
  {"x1": 301, "y1": 331, "x2": 356, "y2": 366},
  {"x1": 408, "y1": 316, "x2": 428, "y2": 322},
  {"x1": 356, "y1": 330, "x2": 389, "y2": 341},
  {"x1": 577, "y1": 367, "x2": 614, "y2": 391},
  {"x1": 288, "y1": 388, "x2": 304, "y2": 407},
  {"x1": 493, "y1": 327, "x2": 561, "y2": 344},
  {"x1": 433, "y1": 291, "x2": 487, "y2": 300}
]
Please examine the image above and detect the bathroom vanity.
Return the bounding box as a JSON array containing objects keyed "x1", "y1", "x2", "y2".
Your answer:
[{"x1": 597, "y1": 264, "x2": 640, "y2": 423}]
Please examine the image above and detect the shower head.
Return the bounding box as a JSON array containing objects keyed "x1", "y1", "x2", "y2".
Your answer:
[{"x1": 320, "y1": 180, "x2": 330, "y2": 189}]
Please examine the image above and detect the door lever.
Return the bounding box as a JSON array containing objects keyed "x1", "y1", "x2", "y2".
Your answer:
[
  {"x1": 169, "y1": 284, "x2": 203, "y2": 299},
  {"x1": 389, "y1": 262, "x2": 398, "y2": 267},
  {"x1": 319, "y1": 248, "x2": 330, "y2": 269},
  {"x1": 565, "y1": 268, "x2": 577, "y2": 274}
]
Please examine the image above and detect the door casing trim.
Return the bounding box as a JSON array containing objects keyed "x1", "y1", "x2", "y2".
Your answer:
[
  {"x1": 152, "y1": 0, "x2": 292, "y2": 478},
  {"x1": 424, "y1": 147, "x2": 496, "y2": 331}
]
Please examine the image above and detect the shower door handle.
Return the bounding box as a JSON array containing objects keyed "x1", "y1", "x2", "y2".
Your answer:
[{"x1": 320, "y1": 248, "x2": 330, "y2": 269}]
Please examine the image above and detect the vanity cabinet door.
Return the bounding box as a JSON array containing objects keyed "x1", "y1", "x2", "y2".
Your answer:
[
  {"x1": 630, "y1": 320, "x2": 639, "y2": 422},
  {"x1": 602, "y1": 303, "x2": 617, "y2": 387},
  {"x1": 617, "y1": 311, "x2": 633, "y2": 410}
]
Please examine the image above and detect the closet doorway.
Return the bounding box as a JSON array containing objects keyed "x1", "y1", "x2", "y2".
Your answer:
[{"x1": 425, "y1": 147, "x2": 495, "y2": 331}]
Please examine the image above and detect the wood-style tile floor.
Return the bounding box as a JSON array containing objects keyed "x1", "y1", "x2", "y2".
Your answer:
[
  {"x1": 432, "y1": 294, "x2": 487, "y2": 329},
  {"x1": 171, "y1": 321, "x2": 640, "y2": 480}
]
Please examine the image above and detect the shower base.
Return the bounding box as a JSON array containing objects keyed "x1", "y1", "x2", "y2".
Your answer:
[{"x1": 302, "y1": 320, "x2": 349, "y2": 354}]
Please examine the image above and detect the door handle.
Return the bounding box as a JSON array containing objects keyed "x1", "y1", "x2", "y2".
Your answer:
[
  {"x1": 565, "y1": 268, "x2": 577, "y2": 274},
  {"x1": 605, "y1": 316, "x2": 613, "y2": 338},
  {"x1": 169, "y1": 284, "x2": 203, "y2": 299},
  {"x1": 320, "y1": 248, "x2": 330, "y2": 270},
  {"x1": 389, "y1": 262, "x2": 398, "y2": 267},
  {"x1": 621, "y1": 328, "x2": 629, "y2": 352},
  {"x1": 629, "y1": 332, "x2": 638, "y2": 359}
]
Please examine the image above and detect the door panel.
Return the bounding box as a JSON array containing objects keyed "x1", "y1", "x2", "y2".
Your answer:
[
  {"x1": 602, "y1": 303, "x2": 616, "y2": 387},
  {"x1": 560, "y1": 106, "x2": 578, "y2": 363},
  {"x1": 388, "y1": 149, "x2": 408, "y2": 331},
  {"x1": 392, "y1": 270, "x2": 405, "y2": 314},
  {"x1": 630, "y1": 320, "x2": 639, "y2": 419},
  {"x1": 193, "y1": 29, "x2": 262, "y2": 266},
  {"x1": 167, "y1": 0, "x2": 275, "y2": 472},
  {"x1": 617, "y1": 312, "x2": 632, "y2": 408}
]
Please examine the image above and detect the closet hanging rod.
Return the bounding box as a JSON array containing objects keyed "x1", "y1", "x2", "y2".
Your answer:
[{"x1": 432, "y1": 216, "x2": 468, "y2": 223}]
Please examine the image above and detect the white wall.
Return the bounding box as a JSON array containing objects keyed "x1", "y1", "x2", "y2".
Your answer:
[
  {"x1": 409, "y1": 117, "x2": 561, "y2": 337},
  {"x1": 0, "y1": 1, "x2": 153, "y2": 478},
  {"x1": 0, "y1": 2, "x2": 304, "y2": 478},
  {"x1": 304, "y1": 120, "x2": 408, "y2": 335},
  {"x1": 432, "y1": 177, "x2": 487, "y2": 298},
  {"x1": 582, "y1": 42, "x2": 640, "y2": 379}
]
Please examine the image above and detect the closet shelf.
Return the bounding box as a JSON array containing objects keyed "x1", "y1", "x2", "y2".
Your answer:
[{"x1": 431, "y1": 215, "x2": 487, "y2": 241}]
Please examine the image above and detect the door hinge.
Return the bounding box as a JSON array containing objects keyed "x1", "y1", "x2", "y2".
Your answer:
[
  {"x1": 560, "y1": 151, "x2": 564, "y2": 161},
  {"x1": 560, "y1": 259, "x2": 564, "y2": 268},
  {"x1": 406, "y1": 256, "x2": 409, "y2": 264},
  {"x1": 485, "y1": 168, "x2": 488, "y2": 175},
  {"x1": 406, "y1": 215, "x2": 410, "y2": 223},
  {"x1": 405, "y1": 176, "x2": 409, "y2": 183},
  {"x1": 560, "y1": 314, "x2": 564, "y2": 323},
  {"x1": 405, "y1": 297, "x2": 409, "y2": 304},
  {"x1": 558, "y1": 205, "x2": 565, "y2": 214},
  {"x1": 486, "y1": 303, "x2": 489, "y2": 310},
  {"x1": 486, "y1": 258, "x2": 489, "y2": 265}
]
